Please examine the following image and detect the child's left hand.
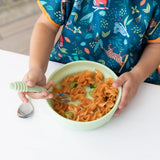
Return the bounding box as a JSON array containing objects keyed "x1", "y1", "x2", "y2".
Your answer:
[{"x1": 112, "y1": 71, "x2": 141, "y2": 115}]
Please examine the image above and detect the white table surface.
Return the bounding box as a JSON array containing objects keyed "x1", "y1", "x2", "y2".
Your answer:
[{"x1": 0, "y1": 49, "x2": 160, "y2": 160}]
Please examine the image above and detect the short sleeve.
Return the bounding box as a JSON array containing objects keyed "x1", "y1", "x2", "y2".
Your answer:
[
  {"x1": 146, "y1": 2, "x2": 160, "y2": 43},
  {"x1": 37, "y1": 0, "x2": 66, "y2": 27}
]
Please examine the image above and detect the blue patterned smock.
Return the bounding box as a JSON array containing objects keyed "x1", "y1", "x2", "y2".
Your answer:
[{"x1": 37, "y1": 0, "x2": 160, "y2": 84}]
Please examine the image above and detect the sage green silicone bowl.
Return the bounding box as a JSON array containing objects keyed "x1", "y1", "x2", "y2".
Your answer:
[{"x1": 46, "y1": 61, "x2": 122, "y2": 130}]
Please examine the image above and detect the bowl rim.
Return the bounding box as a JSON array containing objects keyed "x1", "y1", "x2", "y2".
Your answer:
[{"x1": 46, "y1": 60, "x2": 122, "y2": 124}]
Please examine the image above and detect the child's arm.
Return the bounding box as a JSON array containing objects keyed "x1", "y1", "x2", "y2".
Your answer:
[
  {"x1": 113, "y1": 42, "x2": 160, "y2": 115},
  {"x1": 29, "y1": 13, "x2": 59, "y2": 74},
  {"x1": 18, "y1": 14, "x2": 60, "y2": 103}
]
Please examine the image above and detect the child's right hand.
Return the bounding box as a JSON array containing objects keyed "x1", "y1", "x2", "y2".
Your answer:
[{"x1": 18, "y1": 68, "x2": 54, "y2": 103}]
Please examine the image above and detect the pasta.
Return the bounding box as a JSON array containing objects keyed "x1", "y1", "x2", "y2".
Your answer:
[{"x1": 52, "y1": 69, "x2": 118, "y2": 122}]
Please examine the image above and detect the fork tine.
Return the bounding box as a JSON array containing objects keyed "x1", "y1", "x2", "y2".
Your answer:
[
  {"x1": 60, "y1": 96, "x2": 69, "y2": 99},
  {"x1": 53, "y1": 98, "x2": 70, "y2": 103},
  {"x1": 52, "y1": 93, "x2": 70, "y2": 103},
  {"x1": 58, "y1": 93, "x2": 68, "y2": 96},
  {"x1": 62, "y1": 100, "x2": 70, "y2": 103},
  {"x1": 54, "y1": 93, "x2": 69, "y2": 97}
]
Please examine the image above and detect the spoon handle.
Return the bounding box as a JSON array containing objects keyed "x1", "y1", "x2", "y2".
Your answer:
[{"x1": 9, "y1": 81, "x2": 47, "y2": 92}]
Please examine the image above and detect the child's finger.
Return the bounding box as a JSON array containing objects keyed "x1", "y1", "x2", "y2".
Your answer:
[
  {"x1": 44, "y1": 80, "x2": 54, "y2": 89},
  {"x1": 119, "y1": 87, "x2": 129, "y2": 107},
  {"x1": 26, "y1": 80, "x2": 36, "y2": 87},
  {"x1": 18, "y1": 92, "x2": 29, "y2": 103},
  {"x1": 114, "y1": 106, "x2": 126, "y2": 116},
  {"x1": 26, "y1": 75, "x2": 37, "y2": 87},
  {"x1": 26, "y1": 71, "x2": 41, "y2": 87},
  {"x1": 112, "y1": 74, "x2": 127, "y2": 88},
  {"x1": 26, "y1": 91, "x2": 53, "y2": 99},
  {"x1": 118, "y1": 90, "x2": 128, "y2": 109},
  {"x1": 114, "y1": 84, "x2": 130, "y2": 116}
]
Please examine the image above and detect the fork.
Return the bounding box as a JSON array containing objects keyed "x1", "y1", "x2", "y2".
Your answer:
[{"x1": 9, "y1": 81, "x2": 70, "y2": 103}]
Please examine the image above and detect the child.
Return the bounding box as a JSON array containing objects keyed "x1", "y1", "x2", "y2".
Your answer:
[{"x1": 18, "y1": 0, "x2": 160, "y2": 115}]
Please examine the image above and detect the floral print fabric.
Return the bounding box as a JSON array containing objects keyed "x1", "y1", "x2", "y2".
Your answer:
[{"x1": 37, "y1": 0, "x2": 160, "y2": 84}]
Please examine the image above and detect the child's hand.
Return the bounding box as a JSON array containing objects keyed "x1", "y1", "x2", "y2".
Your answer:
[
  {"x1": 112, "y1": 71, "x2": 141, "y2": 116},
  {"x1": 18, "y1": 68, "x2": 54, "y2": 103}
]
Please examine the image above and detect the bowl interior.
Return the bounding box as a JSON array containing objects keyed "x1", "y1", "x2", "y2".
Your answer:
[{"x1": 46, "y1": 61, "x2": 121, "y2": 129}]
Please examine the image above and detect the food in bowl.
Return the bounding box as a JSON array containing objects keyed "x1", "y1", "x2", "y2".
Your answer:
[
  {"x1": 51, "y1": 69, "x2": 118, "y2": 122},
  {"x1": 46, "y1": 61, "x2": 121, "y2": 130}
]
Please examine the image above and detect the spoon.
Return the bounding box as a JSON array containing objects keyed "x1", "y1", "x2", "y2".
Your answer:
[
  {"x1": 17, "y1": 100, "x2": 34, "y2": 118},
  {"x1": 10, "y1": 81, "x2": 70, "y2": 118},
  {"x1": 9, "y1": 81, "x2": 44, "y2": 118}
]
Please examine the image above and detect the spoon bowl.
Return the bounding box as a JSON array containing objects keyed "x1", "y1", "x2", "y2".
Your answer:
[{"x1": 17, "y1": 101, "x2": 34, "y2": 118}]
